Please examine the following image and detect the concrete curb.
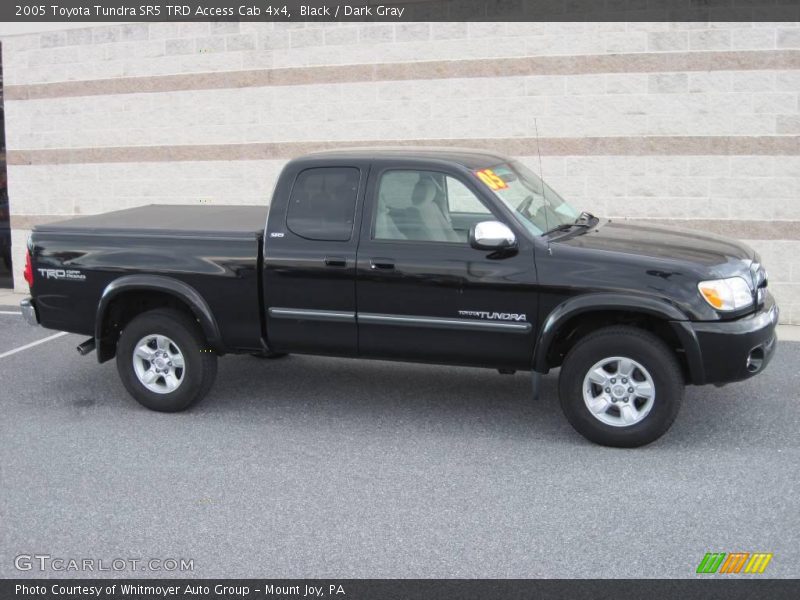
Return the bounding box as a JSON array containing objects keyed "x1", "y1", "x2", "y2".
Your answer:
[
  {"x1": 0, "y1": 290, "x2": 27, "y2": 307},
  {"x1": 777, "y1": 324, "x2": 800, "y2": 342}
]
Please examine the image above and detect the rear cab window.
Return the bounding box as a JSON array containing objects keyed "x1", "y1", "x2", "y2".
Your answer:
[{"x1": 286, "y1": 167, "x2": 360, "y2": 241}]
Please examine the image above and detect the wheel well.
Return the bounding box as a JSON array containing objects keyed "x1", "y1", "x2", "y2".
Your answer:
[
  {"x1": 97, "y1": 290, "x2": 199, "y2": 362},
  {"x1": 544, "y1": 310, "x2": 688, "y2": 379}
]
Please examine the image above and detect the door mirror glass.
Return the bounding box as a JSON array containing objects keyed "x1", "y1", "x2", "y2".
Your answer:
[{"x1": 469, "y1": 221, "x2": 517, "y2": 251}]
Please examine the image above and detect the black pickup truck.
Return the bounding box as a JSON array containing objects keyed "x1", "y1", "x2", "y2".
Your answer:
[{"x1": 21, "y1": 148, "x2": 778, "y2": 447}]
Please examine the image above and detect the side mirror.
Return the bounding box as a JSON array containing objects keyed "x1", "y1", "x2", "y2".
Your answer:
[{"x1": 469, "y1": 221, "x2": 517, "y2": 251}]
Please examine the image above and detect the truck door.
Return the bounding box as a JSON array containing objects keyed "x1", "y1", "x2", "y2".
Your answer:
[
  {"x1": 355, "y1": 164, "x2": 537, "y2": 369},
  {"x1": 262, "y1": 161, "x2": 366, "y2": 356}
]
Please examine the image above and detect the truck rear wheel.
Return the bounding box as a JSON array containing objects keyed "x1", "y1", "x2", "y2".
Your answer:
[
  {"x1": 558, "y1": 326, "x2": 684, "y2": 448},
  {"x1": 116, "y1": 309, "x2": 217, "y2": 412}
]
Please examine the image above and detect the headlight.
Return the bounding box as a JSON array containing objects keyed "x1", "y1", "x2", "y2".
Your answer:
[{"x1": 697, "y1": 277, "x2": 753, "y2": 311}]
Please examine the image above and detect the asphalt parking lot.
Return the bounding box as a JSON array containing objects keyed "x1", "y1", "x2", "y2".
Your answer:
[{"x1": 1, "y1": 309, "x2": 798, "y2": 579}]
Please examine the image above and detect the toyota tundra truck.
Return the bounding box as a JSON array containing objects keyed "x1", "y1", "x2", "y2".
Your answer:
[{"x1": 20, "y1": 148, "x2": 778, "y2": 447}]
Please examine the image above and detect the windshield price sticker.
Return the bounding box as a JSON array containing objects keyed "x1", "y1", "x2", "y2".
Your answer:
[{"x1": 475, "y1": 169, "x2": 508, "y2": 191}]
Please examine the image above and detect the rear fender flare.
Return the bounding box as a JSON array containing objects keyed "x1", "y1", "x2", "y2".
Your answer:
[{"x1": 95, "y1": 275, "x2": 222, "y2": 362}]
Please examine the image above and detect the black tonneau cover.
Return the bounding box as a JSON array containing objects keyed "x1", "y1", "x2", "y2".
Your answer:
[{"x1": 34, "y1": 205, "x2": 267, "y2": 238}]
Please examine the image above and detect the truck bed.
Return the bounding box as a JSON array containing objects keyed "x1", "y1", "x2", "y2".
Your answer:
[
  {"x1": 35, "y1": 205, "x2": 268, "y2": 238},
  {"x1": 30, "y1": 204, "x2": 266, "y2": 352}
]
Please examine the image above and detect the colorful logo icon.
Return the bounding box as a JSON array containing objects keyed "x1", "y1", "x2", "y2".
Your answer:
[{"x1": 696, "y1": 552, "x2": 773, "y2": 574}]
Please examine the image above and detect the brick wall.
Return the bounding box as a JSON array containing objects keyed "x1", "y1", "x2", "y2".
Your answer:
[{"x1": 2, "y1": 21, "x2": 799, "y2": 322}]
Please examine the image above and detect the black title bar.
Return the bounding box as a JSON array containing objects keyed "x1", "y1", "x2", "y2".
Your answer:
[
  {"x1": 4, "y1": 579, "x2": 800, "y2": 600},
  {"x1": 5, "y1": 0, "x2": 800, "y2": 22}
]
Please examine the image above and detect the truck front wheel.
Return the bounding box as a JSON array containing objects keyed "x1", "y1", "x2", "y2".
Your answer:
[
  {"x1": 558, "y1": 326, "x2": 684, "y2": 448},
  {"x1": 116, "y1": 309, "x2": 217, "y2": 412}
]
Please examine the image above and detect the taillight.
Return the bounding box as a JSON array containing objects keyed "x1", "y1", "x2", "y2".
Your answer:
[{"x1": 23, "y1": 250, "x2": 33, "y2": 287}]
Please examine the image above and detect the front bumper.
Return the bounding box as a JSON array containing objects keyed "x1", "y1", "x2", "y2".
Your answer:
[
  {"x1": 688, "y1": 296, "x2": 779, "y2": 385},
  {"x1": 20, "y1": 297, "x2": 40, "y2": 326}
]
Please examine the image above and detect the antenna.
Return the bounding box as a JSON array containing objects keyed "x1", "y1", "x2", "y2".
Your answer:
[{"x1": 533, "y1": 117, "x2": 551, "y2": 248}]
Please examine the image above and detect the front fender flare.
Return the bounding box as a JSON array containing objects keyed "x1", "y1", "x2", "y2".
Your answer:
[
  {"x1": 532, "y1": 293, "x2": 704, "y2": 383},
  {"x1": 95, "y1": 275, "x2": 222, "y2": 362}
]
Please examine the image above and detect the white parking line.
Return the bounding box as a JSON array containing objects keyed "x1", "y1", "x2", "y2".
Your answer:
[
  {"x1": 0, "y1": 332, "x2": 69, "y2": 359},
  {"x1": 0, "y1": 311, "x2": 21, "y2": 315}
]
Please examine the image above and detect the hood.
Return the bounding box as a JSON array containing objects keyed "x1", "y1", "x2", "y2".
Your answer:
[{"x1": 558, "y1": 220, "x2": 755, "y2": 273}]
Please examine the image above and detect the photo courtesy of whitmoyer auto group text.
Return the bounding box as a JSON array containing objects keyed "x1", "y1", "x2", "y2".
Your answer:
[{"x1": 0, "y1": 0, "x2": 798, "y2": 598}]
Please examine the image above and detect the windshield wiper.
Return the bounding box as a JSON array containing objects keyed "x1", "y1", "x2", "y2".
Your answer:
[{"x1": 541, "y1": 212, "x2": 597, "y2": 236}]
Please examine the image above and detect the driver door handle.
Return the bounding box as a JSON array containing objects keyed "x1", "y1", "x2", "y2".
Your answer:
[{"x1": 370, "y1": 258, "x2": 395, "y2": 270}]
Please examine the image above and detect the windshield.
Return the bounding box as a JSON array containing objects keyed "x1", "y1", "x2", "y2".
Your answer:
[{"x1": 474, "y1": 161, "x2": 579, "y2": 235}]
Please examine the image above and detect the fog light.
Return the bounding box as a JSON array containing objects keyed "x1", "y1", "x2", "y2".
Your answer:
[{"x1": 746, "y1": 347, "x2": 765, "y2": 373}]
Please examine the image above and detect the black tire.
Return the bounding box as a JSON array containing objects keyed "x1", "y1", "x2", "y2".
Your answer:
[
  {"x1": 116, "y1": 309, "x2": 217, "y2": 412},
  {"x1": 558, "y1": 326, "x2": 684, "y2": 448}
]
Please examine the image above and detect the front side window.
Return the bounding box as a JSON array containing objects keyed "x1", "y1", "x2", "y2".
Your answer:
[
  {"x1": 374, "y1": 170, "x2": 491, "y2": 243},
  {"x1": 447, "y1": 177, "x2": 492, "y2": 216},
  {"x1": 287, "y1": 167, "x2": 360, "y2": 241}
]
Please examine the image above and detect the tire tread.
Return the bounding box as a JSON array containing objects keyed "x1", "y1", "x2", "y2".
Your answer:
[
  {"x1": 116, "y1": 308, "x2": 217, "y2": 412},
  {"x1": 558, "y1": 325, "x2": 684, "y2": 447}
]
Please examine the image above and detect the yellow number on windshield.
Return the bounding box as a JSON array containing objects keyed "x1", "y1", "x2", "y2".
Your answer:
[{"x1": 475, "y1": 169, "x2": 508, "y2": 191}]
